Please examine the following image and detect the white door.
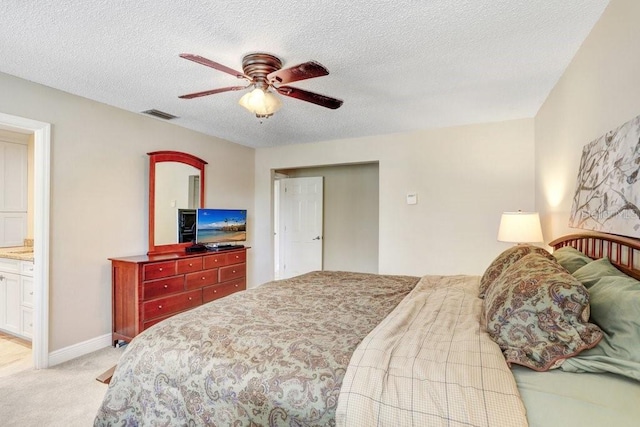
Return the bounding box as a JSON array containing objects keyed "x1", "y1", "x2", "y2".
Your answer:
[{"x1": 279, "y1": 177, "x2": 323, "y2": 279}]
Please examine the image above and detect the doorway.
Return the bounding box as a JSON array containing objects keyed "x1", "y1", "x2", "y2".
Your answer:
[
  {"x1": 273, "y1": 163, "x2": 380, "y2": 279},
  {"x1": 0, "y1": 112, "x2": 51, "y2": 369}
]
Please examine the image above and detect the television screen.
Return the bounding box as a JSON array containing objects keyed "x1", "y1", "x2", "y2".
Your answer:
[{"x1": 196, "y1": 209, "x2": 247, "y2": 244}]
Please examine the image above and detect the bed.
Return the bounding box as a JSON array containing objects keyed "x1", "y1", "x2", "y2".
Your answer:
[{"x1": 95, "y1": 232, "x2": 640, "y2": 426}]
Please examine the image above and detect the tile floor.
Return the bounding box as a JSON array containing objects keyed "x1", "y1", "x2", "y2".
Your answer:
[{"x1": 0, "y1": 331, "x2": 32, "y2": 377}]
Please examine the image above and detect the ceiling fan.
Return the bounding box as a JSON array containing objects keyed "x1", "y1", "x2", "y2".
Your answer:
[{"x1": 179, "y1": 52, "x2": 343, "y2": 119}]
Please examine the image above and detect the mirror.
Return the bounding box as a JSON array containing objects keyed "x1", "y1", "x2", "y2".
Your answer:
[{"x1": 148, "y1": 151, "x2": 207, "y2": 254}]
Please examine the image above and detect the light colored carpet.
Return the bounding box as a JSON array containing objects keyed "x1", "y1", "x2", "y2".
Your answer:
[{"x1": 0, "y1": 346, "x2": 124, "y2": 427}]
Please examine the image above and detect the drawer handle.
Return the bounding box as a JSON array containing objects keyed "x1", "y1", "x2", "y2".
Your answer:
[
  {"x1": 188, "y1": 297, "x2": 192, "y2": 301},
  {"x1": 235, "y1": 255, "x2": 239, "y2": 259},
  {"x1": 234, "y1": 284, "x2": 238, "y2": 288},
  {"x1": 232, "y1": 270, "x2": 236, "y2": 273},
  {"x1": 188, "y1": 263, "x2": 193, "y2": 267},
  {"x1": 158, "y1": 305, "x2": 163, "y2": 309},
  {"x1": 201, "y1": 276, "x2": 206, "y2": 280},
  {"x1": 163, "y1": 284, "x2": 168, "y2": 289},
  {"x1": 213, "y1": 290, "x2": 217, "y2": 293},
  {"x1": 158, "y1": 268, "x2": 163, "y2": 272}
]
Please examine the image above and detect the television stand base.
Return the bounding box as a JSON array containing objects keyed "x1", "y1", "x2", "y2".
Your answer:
[{"x1": 206, "y1": 244, "x2": 244, "y2": 252}]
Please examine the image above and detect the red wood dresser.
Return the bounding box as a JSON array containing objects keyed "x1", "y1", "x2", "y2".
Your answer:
[{"x1": 110, "y1": 247, "x2": 247, "y2": 345}]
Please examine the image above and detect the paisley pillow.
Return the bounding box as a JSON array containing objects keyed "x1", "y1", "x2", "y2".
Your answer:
[
  {"x1": 483, "y1": 252, "x2": 603, "y2": 371},
  {"x1": 479, "y1": 244, "x2": 554, "y2": 298}
]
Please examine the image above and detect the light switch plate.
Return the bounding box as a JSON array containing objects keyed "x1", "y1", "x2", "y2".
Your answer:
[{"x1": 406, "y1": 193, "x2": 417, "y2": 205}]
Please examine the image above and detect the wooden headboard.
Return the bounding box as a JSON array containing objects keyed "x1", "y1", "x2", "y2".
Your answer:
[{"x1": 549, "y1": 231, "x2": 640, "y2": 280}]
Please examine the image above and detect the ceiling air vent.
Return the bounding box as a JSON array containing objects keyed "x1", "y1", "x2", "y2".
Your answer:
[{"x1": 141, "y1": 109, "x2": 178, "y2": 120}]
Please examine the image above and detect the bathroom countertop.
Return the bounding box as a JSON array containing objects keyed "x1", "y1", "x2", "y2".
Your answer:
[{"x1": 0, "y1": 246, "x2": 34, "y2": 262}]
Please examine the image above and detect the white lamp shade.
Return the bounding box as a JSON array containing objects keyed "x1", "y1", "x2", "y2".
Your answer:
[
  {"x1": 497, "y1": 211, "x2": 543, "y2": 243},
  {"x1": 238, "y1": 88, "x2": 282, "y2": 117}
]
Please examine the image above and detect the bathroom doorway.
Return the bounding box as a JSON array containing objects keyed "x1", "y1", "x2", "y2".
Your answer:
[{"x1": 0, "y1": 112, "x2": 51, "y2": 369}]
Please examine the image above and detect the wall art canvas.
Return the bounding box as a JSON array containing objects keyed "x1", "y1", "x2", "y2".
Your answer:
[{"x1": 569, "y1": 114, "x2": 640, "y2": 237}]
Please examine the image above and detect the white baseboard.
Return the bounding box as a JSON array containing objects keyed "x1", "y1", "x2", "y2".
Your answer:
[{"x1": 48, "y1": 333, "x2": 112, "y2": 366}]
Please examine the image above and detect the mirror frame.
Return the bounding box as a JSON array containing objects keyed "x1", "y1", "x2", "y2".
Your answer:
[{"x1": 148, "y1": 151, "x2": 207, "y2": 255}]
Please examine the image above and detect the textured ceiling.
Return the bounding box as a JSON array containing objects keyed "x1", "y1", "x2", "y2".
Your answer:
[{"x1": 0, "y1": 1, "x2": 609, "y2": 148}]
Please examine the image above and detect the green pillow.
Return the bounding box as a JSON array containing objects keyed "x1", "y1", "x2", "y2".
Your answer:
[
  {"x1": 571, "y1": 257, "x2": 625, "y2": 288},
  {"x1": 560, "y1": 274, "x2": 640, "y2": 381},
  {"x1": 552, "y1": 246, "x2": 592, "y2": 273}
]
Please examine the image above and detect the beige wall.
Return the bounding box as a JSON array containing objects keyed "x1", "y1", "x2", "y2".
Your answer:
[
  {"x1": 535, "y1": 0, "x2": 640, "y2": 241},
  {"x1": 255, "y1": 118, "x2": 536, "y2": 285},
  {"x1": 281, "y1": 163, "x2": 380, "y2": 274},
  {"x1": 0, "y1": 72, "x2": 255, "y2": 351}
]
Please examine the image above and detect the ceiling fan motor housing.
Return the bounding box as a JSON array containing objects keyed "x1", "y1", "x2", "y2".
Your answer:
[{"x1": 242, "y1": 53, "x2": 282, "y2": 90}]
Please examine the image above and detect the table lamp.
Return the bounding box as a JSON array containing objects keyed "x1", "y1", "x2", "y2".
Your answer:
[{"x1": 497, "y1": 211, "x2": 543, "y2": 244}]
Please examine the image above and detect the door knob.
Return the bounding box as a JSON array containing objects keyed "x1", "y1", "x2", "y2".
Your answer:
[{"x1": 312, "y1": 236, "x2": 321, "y2": 240}]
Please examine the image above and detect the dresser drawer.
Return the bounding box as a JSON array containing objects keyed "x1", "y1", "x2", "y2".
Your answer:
[
  {"x1": 177, "y1": 257, "x2": 203, "y2": 274},
  {"x1": 219, "y1": 263, "x2": 246, "y2": 282},
  {"x1": 143, "y1": 261, "x2": 176, "y2": 280},
  {"x1": 21, "y1": 277, "x2": 34, "y2": 307},
  {"x1": 142, "y1": 312, "x2": 174, "y2": 330},
  {"x1": 143, "y1": 276, "x2": 185, "y2": 300},
  {"x1": 21, "y1": 307, "x2": 33, "y2": 339},
  {"x1": 143, "y1": 289, "x2": 202, "y2": 320},
  {"x1": 203, "y1": 278, "x2": 246, "y2": 303},
  {"x1": 203, "y1": 253, "x2": 226, "y2": 269},
  {"x1": 185, "y1": 268, "x2": 218, "y2": 290},
  {"x1": 0, "y1": 258, "x2": 20, "y2": 273},
  {"x1": 226, "y1": 250, "x2": 246, "y2": 265},
  {"x1": 21, "y1": 261, "x2": 34, "y2": 277}
]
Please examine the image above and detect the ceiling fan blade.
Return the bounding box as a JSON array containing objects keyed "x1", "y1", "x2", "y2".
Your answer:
[
  {"x1": 179, "y1": 86, "x2": 247, "y2": 99},
  {"x1": 179, "y1": 54, "x2": 248, "y2": 80},
  {"x1": 268, "y1": 61, "x2": 329, "y2": 85},
  {"x1": 276, "y1": 86, "x2": 343, "y2": 109}
]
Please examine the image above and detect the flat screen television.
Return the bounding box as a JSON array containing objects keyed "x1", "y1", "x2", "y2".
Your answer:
[{"x1": 196, "y1": 208, "x2": 247, "y2": 245}]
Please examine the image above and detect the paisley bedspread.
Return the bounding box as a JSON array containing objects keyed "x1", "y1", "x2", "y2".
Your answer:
[{"x1": 94, "y1": 271, "x2": 419, "y2": 426}]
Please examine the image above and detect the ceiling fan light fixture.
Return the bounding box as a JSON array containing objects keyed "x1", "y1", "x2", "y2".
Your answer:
[{"x1": 238, "y1": 87, "x2": 282, "y2": 118}]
